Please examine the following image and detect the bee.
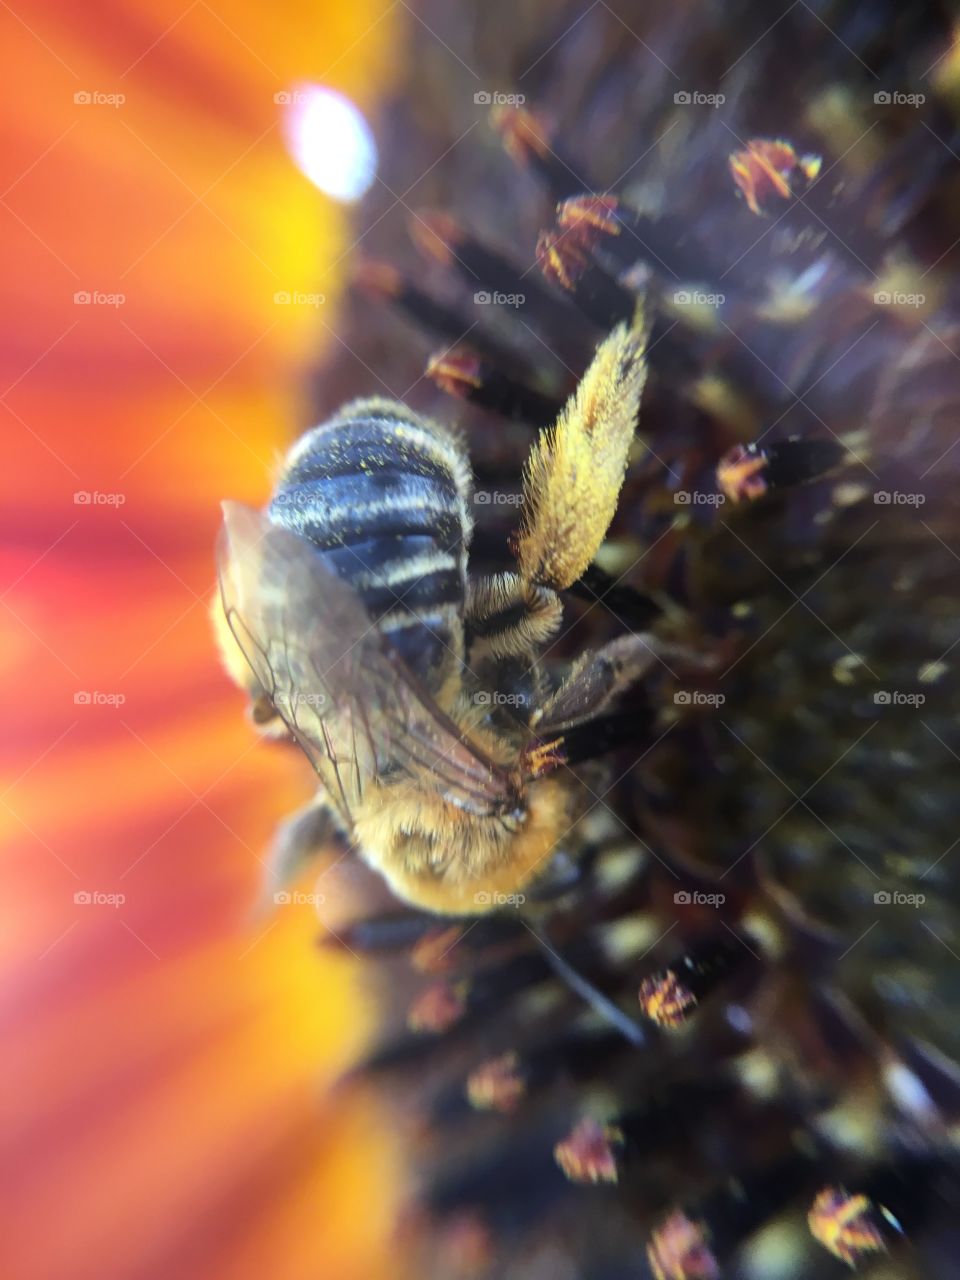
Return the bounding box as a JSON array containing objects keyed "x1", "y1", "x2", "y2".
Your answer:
[{"x1": 214, "y1": 317, "x2": 659, "y2": 916}]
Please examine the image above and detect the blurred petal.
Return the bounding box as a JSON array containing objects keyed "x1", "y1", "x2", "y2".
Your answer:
[{"x1": 1, "y1": 3, "x2": 406, "y2": 1278}]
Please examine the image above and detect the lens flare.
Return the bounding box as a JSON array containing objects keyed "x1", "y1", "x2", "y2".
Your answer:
[{"x1": 283, "y1": 86, "x2": 377, "y2": 202}]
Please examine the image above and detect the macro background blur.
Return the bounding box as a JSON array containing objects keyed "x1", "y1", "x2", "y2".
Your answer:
[{"x1": 1, "y1": 3, "x2": 406, "y2": 1278}]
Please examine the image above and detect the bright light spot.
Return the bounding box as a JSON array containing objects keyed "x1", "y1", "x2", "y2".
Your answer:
[{"x1": 282, "y1": 85, "x2": 377, "y2": 202}]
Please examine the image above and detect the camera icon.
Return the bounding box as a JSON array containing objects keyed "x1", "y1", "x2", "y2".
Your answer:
[
  {"x1": 473, "y1": 91, "x2": 492, "y2": 105},
  {"x1": 74, "y1": 91, "x2": 92, "y2": 105},
  {"x1": 873, "y1": 291, "x2": 891, "y2": 305},
  {"x1": 273, "y1": 291, "x2": 291, "y2": 305},
  {"x1": 74, "y1": 890, "x2": 92, "y2": 904},
  {"x1": 73, "y1": 491, "x2": 91, "y2": 505},
  {"x1": 673, "y1": 290, "x2": 691, "y2": 305},
  {"x1": 474, "y1": 890, "x2": 491, "y2": 904},
  {"x1": 874, "y1": 890, "x2": 891, "y2": 904},
  {"x1": 674, "y1": 91, "x2": 691, "y2": 105},
  {"x1": 874, "y1": 490, "x2": 891, "y2": 503},
  {"x1": 274, "y1": 91, "x2": 292, "y2": 105},
  {"x1": 474, "y1": 490, "x2": 491, "y2": 504},
  {"x1": 475, "y1": 690, "x2": 491, "y2": 705},
  {"x1": 74, "y1": 690, "x2": 92, "y2": 704},
  {"x1": 74, "y1": 291, "x2": 91, "y2": 305},
  {"x1": 474, "y1": 291, "x2": 491, "y2": 305},
  {"x1": 674, "y1": 890, "x2": 691, "y2": 904},
  {"x1": 674, "y1": 691, "x2": 691, "y2": 705},
  {"x1": 874, "y1": 91, "x2": 891, "y2": 105},
  {"x1": 674, "y1": 490, "x2": 691, "y2": 504},
  {"x1": 874, "y1": 691, "x2": 891, "y2": 704},
  {"x1": 273, "y1": 890, "x2": 292, "y2": 905}
]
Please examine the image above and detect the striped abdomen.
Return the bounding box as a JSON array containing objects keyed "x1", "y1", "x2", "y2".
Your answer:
[{"x1": 267, "y1": 397, "x2": 473, "y2": 689}]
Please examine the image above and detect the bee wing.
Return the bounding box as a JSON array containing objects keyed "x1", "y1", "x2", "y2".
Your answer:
[{"x1": 217, "y1": 502, "x2": 517, "y2": 824}]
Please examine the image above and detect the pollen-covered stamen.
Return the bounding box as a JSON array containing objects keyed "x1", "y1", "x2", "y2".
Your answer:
[
  {"x1": 556, "y1": 194, "x2": 622, "y2": 240},
  {"x1": 536, "y1": 229, "x2": 636, "y2": 329},
  {"x1": 466, "y1": 1051, "x2": 525, "y2": 1112},
  {"x1": 491, "y1": 104, "x2": 587, "y2": 199},
  {"x1": 639, "y1": 940, "x2": 742, "y2": 1029},
  {"x1": 718, "y1": 437, "x2": 846, "y2": 502},
  {"x1": 717, "y1": 442, "x2": 770, "y2": 503},
  {"x1": 729, "y1": 138, "x2": 822, "y2": 216},
  {"x1": 554, "y1": 1117, "x2": 623, "y2": 1184},
  {"x1": 646, "y1": 1210, "x2": 720, "y2": 1280},
  {"x1": 426, "y1": 349, "x2": 562, "y2": 428},
  {"x1": 808, "y1": 1187, "x2": 897, "y2": 1266},
  {"x1": 556, "y1": 193, "x2": 733, "y2": 290},
  {"x1": 408, "y1": 980, "x2": 470, "y2": 1033},
  {"x1": 410, "y1": 210, "x2": 559, "y2": 320},
  {"x1": 638, "y1": 969, "x2": 698, "y2": 1028},
  {"x1": 536, "y1": 228, "x2": 591, "y2": 291}
]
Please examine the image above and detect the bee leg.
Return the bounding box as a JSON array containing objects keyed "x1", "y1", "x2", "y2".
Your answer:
[
  {"x1": 533, "y1": 632, "x2": 721, "y2": 738},
  {"x1": 259, "y1": 800, "x2": 341, "y2": 907},
  {"x1": 530, "y1": 634, "x2": 659, "y2": 735},
  {"x1": 514, "y1": 316, "x2": 649, "y2": 593},
  {"x1": 465, "y1": 571, "x2": 563, "y2": 659}
]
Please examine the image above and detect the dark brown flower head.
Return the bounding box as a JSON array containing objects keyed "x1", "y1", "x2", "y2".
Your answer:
[{"x1": 282, "y1": 1, "x2": 960, "y2": 1274}]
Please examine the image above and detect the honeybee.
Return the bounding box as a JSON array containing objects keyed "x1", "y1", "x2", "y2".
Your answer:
[{"x1": 215, "y1": 317, "x2": 659, "y2": 916}]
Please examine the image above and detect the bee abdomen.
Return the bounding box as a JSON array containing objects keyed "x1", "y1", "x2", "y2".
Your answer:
[{"x1": 268, "y1": 398, "x2": 472, "y2": 684}]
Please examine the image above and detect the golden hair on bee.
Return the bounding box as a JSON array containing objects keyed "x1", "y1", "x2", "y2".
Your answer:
[{"x1": 516, "y1": 313, "x2": 649, "y2": 591}]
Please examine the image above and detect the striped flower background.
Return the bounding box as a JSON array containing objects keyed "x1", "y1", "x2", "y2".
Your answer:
[{"x1": 1, "y1": 3, "x2": 408, "y2": 1278}]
